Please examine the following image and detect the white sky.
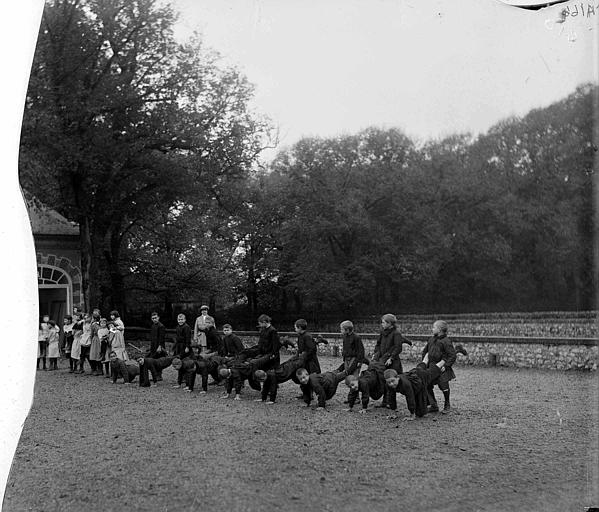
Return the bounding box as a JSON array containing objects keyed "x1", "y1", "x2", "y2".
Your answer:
[
  {"x1": 0, "y1": 0, "x2": 597, "y2": 502},
  {"x1": 172, "y1": 0, "x2": 597, "y2": 158}
]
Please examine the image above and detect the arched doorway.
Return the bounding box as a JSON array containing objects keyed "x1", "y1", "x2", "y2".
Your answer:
[{"x1": 38, "y1": 264, "x2": 72, "y2": 322}]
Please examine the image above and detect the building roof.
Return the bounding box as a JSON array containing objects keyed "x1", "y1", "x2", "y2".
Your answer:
[{"x1": 26, "y1": 195, "x2": 79, "y2": 236}]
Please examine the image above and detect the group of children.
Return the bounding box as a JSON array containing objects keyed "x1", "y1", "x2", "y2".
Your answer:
[
  {"x1": 37, "y1": 309, "x2": 127, "y2": 376},
  {"x1": 38, "y1": 309, "x2": 466, "y2": 419}
]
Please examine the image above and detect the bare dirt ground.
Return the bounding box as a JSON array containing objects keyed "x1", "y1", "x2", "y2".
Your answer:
[{"x1": 3, "y1": 356, "x2": 598, "y2": 512}]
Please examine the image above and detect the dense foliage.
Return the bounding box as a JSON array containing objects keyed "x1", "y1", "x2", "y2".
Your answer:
[
  {"x1": 21, "y1": 0, "x2": 273, "y2": 316},
  {"x1": 240, "y1": 85, "x2": 596, "y2": 319},
  {"x1": 20, "y1": 0, "x2": 596, "y2": 323}
]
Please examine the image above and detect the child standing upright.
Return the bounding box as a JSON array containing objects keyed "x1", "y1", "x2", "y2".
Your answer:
[
  {"x1": 108, "y1": 321, "x2": 128, "y2": 361},
  {"x1": 109, "y1": 310, "x2": 125, "y2": 333},
  {"x1": 255, "y1": 314, "x2": 281, "y2": 372},
  {"x1": 46, "y1": 320, "x2": 60, "y2": 370},
  {"x1": 173, "y1": 314, "x2": 192, "y2": 358},
  {"x1": 221, "y1": 324, "x2": 244, "y2": 358},
  {"x1": 70, "y1": 313, "x2": 83, "y2": 373},
  {"x1": 294, "y1": 319, "x2": 321, "y2": 374},
  {"x1": 421, "y1": 320, "x2": 457, "y2": 414},
  {"x1": 78, "y1": 313, "x2": 92, "y2": 374},
  {"x1": 373, "y1": 313, "x2": 411, "y2": 407},
  {"x1": 89, "y1": 313, "x2": 103, "y2": 375},
  {"x1": 37, "y1": 314, "x2": 50, "y2": 371},
  {"x1": 339, "y1": 320, "x2": 365, "y2": 377},
  {"x1": 98, "y1": 318, "x2": 111, "y2": 378},
  {"x1": 61, "y1": 315, "x2": 74, "y2": 361}
]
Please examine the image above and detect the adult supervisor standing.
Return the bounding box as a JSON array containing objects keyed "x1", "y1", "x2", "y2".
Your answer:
[{"x1": 193, "y1": 305, "x2": 215, "y2": 355}]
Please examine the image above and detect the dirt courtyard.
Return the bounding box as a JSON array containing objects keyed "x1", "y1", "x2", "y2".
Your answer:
[{"x1": 3, "y1": 356, "x2": 598, "y2": 512}]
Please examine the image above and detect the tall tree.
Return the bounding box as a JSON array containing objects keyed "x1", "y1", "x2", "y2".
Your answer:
[{"x1": 20, "y1": 0, "x2": 272, "y2": 312}]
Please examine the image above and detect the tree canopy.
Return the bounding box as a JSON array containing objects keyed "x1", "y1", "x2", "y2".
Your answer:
[
  {"x1": 21, "y1": 0, "x2": 273, "y2": 317},
  {"x1": 237, "y1": 85, "x2": 596, "y2": 319},
  {"x1": 20, "y1": 1, "x2": 596, "y2": 324}
]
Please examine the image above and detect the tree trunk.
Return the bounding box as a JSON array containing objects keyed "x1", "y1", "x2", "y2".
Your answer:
[
  {"x1": 246, "y1": 246, "x2": 257, "y2": 317},
  {"x1": 79, "y1": 215, "x2": 93, "y2": 312},
  {"x1": 104, "y1": 227, "x2": 126, "y2": 317}
]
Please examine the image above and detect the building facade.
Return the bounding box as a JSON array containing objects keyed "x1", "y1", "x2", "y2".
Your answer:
[{"x1": 27, "y1": 196, "x2": 82, "y2": 322}]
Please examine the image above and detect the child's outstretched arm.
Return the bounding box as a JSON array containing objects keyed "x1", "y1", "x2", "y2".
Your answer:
[{"x1": 312, "y1": 380, "x2": 327, "y2": 409}]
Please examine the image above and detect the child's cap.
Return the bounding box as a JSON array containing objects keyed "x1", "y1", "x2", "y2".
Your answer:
[
  {"x1": 383, "y1": 369, "x2": 398, "y2": 380},
  {"x1": 344, "y1": 374, "x2": 358, "y2": 387},
  {"x1": 382, "y1": 314, "x2": 397, "y2": 325},
  {"x1": 433, "y1": 320, "x2": 448, "y2": 332},
  {"x1": 222, "y1": 324, "x2": 232, "y2": 330},
  {"x1": 200, "y1": 305, "x2": 209, "y2": 311},
  {"x1": 340, "y1": 320, "x2": 354, "y2": 331},
  {"x1": 219, "y1": 367, "x2": 231, "y2": 378},
  {"x1": 172, "y1": 357, "x2": 182, "y2": 369},
  {"x1": 257, "y1": 314, "x2": 271, "y2": 323}
]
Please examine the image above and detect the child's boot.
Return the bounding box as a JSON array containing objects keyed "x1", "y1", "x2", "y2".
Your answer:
[{"x1": 441, "y1": 389, "x2": 451, "y2": 414}]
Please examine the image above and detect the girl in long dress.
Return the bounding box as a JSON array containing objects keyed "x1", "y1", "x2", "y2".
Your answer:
[
  {"x1": 78, "y1": 314, "x2": 92, "y2": 374},
  {"x1": 108, "y1": 321, "x2": 128, "y2": 361},
  {"x1": 98, "y1": 318, "x2": 111, "y2": 378},
  {"x1": 109, "y1": 310, "x2": 125, "y2": 333},
  {"x1": 46, "y1": 320, "x2": 60, "y2": 370},
  {"x1": 70, "y1": 313, "x2": 83, "y2": 373},
  {"x1": 89, "y1": 314, "x2": 103, "y2": 375}
]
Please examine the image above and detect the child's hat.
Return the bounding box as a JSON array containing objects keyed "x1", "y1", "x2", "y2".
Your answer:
[{"x1": 200, "y1": 305, "x2": 209, "y2": 311}]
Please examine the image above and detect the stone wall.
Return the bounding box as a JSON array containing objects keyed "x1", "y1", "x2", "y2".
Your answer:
[{"x1": 124, "y1": 328, "x2": 598, "y2": 371}]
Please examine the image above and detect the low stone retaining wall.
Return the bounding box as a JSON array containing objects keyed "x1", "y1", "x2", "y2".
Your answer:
[{"x1": 124, "y1": 328, "x2": 598, "y2": 371}]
